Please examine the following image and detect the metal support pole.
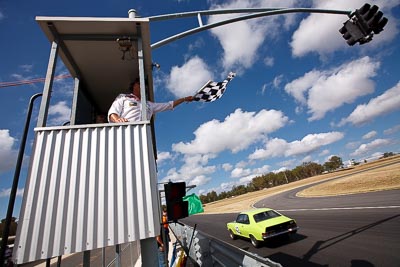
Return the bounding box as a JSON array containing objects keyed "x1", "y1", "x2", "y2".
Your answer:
[
  {"x1": 37, "y1": 40, "x2": 59, "y2": 127},
  {"x1": 115, "y1": 244, "x2": 121, "y2": 267},
  {"x1": 162, "y1": 225, "x2": 168, "y2": 266},
  {"x1": 83, "y1": 250, "x2": 90, "y2": 267},
  {"x1": 70, "y1": 77, "x2": 80, "y2": 125},
  {"x1": 140, "y1": 238, "x2": 158, "y2": 267},
  {"x1": 129, "y1": 243, "x2": 135, "y2": 267},
  {"x1": 136, "y1": 33, "x2": 148, "y2": 121},
  {"x1": 158, "y1": 186, "x2": 169, "y2": 266},
  {"x1": 0, "y1": 93, "x2": 42, "y2": 266},
  {"x1": 102, "y1": 247, "x2": 105, "y2": 267},
  {"x1": 57, "y1": 255, "x2": 62, "y2": 267}
]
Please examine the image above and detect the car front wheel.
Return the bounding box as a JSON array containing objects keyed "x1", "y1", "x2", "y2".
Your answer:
[
  {"x1": 229, "y1": 230, "x2": 237, "y2": 240},
  {"x1": 250, "y1": 235, "x2": 261, "y2": 248}
]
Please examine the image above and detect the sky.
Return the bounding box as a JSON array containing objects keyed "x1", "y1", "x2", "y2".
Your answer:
[{"x1": 0, "y1": 0, "x2": 399, "y2": 219}]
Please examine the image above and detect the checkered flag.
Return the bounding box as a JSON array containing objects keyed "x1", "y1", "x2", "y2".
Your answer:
[{"x1": 193, "y1": 72, "x2": 236, "y2": 102}]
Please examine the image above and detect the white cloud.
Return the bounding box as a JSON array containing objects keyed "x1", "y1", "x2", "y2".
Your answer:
[
  {"x1": 229, "y1": 164, "x2": 271, "y2": 188},
  {"x1": 166, "y1": 56, "x2": 213, "y2": 97},
  {"x1": 160, "y1": 153, "x2": 217, "y2": 186},
  {"x1": 180, "y1": 154, "x2": 217, "y2": 178},
  {"x1": 183, "y1": 153, "x2": 216, "y2": 167},
  {"x1": 290, "y1": 0, "x2": 399, "y2": 57},
  {"x1": 263, "y1": 56, "x2": 274, "y2": 67},
  {"x1": 302, "y1": 155, "x2": 313, "y2": 163},
  {"x1": 189, "y1": 175, "x2": 211, "y2": 187},
  {"x1": 53, "y1": 74, "x2": 74, "y2": 98},
  {"x1": 156, "y1": 151, "x2": 171, "y2": 164},
  {"x1": 222, "y1": 163, "x2": 233, "y2": 172},
  {"x1": 346, "y1": 141, "x2": 360, "y2": 149},
  {"x1": 260, "y1": 84, "x2": 267, "y2": 95},
  {"x1": 20, "y1": 64, "x2": 33, "y2": 72},
  {"x1": 278, "y1": 159, "x2": 296, "y2": 168},
  {"x1": 370, "y1": 152, "x2": 384, "y2": 160},
  {"x1": 207, "y1": 0, "x2": 298, "y2": 72},
  {"x1": 350, "y1": 138, "x2": 391, "y2": 156},
  {"x1": 291, "y1": 6, "x2": 345, "y2": 57},
  {"x1": 231, "y1": 167, "x2": 252, "y2": 178},
  {"x1": 232, "y1": 164, "x2": 271, "y2": 185},
  {"x1": 319, "y1": 149, "x2": 330, "y2": 156},
  {"x1": 339, "y1": 81, "x2": 400, "y2": 126},
  {"x1": 272, "y1": 75, "x2": 284, "y2": 89},
  {"x1": 0, "y1": 188, "x2": 24, "y2": 198},
  {"x1": 210, "y1": 161, "x2": 272, "y2": 191},
  {"x1": 235, "y1": 160, "x2": 248, "y2": 169},
  {"x1": 285, "y1": 70, "x2": 320, "y2": 104},
  {"x1": 260, "y1": 75, "x2": 283, "y2": 95},
  {"x1": 167, "y1": 108, "x2": 288, "y2": 188},
  {"x1": 384, "y1": 124, "x2": 400, "y2": 135},
  {"x1": 252, "y1": 164, "x2": 270, "y2": 176},
  {"x1": 220, "y1": 181, "x2": 237, "y2": 192},
  {"x1": 188, "y1": 38, "x2": 205, "y2": 52},
  {"x1": 208, "y1": 15, "x2": 266, "y2": 70},
  {"x1": 238, "y1": 175, "x2": 256, "y2": 185},
  {"x1": 249, "y1": 131, "x2": 344, "y2": 160},
  {"x1": 272, "y1": 167, "x2": 287, "y2": 174},
  {"x1": 173, "y1": 108, "x2": 289, "y2": 155},
  {"x1": 0, "y1": 130, "x2": 18, "y2": 173},
  {"x1": 0, "y1": 130, "x2": 14, "y2": 151},
  {"x1": 48, "y1": 101, "x2": 71, "y2": 125},
  {"x1": 362, "y1": 131, "x2": 377, "y2": 140},
  {"x1": 285, "y1": 56, "x2": 379, "y2": 121},
  {"x1": 161, "y1": 167, "x2": 180, "y2": 183}
]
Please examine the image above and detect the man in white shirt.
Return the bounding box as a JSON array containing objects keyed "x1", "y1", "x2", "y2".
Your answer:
[{"x1": 108, "y1": 79, "x2": 193, "y2": 123}]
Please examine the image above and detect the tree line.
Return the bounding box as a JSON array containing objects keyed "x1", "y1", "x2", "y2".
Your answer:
[{"x1": 199, "y1": 153, "x2": 395, "y2": 204}]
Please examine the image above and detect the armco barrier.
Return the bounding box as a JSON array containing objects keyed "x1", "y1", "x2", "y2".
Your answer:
[{"x1": 169, "y1": 223, "x2": 282, "y2": 267}]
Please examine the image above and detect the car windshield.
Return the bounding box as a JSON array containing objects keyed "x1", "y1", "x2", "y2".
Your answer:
[{"x1": 253, "y1": 210, "x2": 281, "y2": 223}]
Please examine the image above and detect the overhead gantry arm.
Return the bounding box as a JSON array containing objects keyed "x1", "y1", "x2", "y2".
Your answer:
[{"x1": 148, "y1": 7, "x2": 352, "y2": 50}]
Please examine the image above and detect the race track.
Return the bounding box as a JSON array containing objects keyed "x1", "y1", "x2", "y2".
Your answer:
[{"x1": 182, "y1": 189, "x2": 400, "y2": 267}]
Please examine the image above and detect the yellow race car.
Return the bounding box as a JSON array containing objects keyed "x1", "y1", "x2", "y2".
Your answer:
[{"x1": 227, "y1": 208, "x2": 298, "y2": 248}]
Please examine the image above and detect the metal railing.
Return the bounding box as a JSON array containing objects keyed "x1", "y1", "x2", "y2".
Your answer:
[{"x1": 169, "y1": 223, "x2": 282, "y2": 267}]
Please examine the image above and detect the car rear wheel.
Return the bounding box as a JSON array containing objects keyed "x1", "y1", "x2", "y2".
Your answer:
[
  {"x1": 229, "y1": 230, "x2": 237, "y2": 240},
  {"x1": 250, "y1": 235, "x2": 261, "y2": 248}
]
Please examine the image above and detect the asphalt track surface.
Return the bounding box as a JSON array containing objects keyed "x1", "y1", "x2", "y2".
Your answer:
[{"x1": 182, "y1": 189, "x2": 400, "y2": 267}]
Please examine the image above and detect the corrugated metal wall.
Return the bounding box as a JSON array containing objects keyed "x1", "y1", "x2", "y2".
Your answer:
[{"x1": 13, "y1": 122, "x2": 160, "y2": 264}]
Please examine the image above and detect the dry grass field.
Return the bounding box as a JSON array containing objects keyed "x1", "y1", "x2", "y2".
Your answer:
[{"x1": 203, "y1": 155, "x2": 400, "y2": 214}]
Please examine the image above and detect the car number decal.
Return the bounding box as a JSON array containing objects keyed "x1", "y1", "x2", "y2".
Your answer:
[{"x1": 235, "y1": 225, "x2": 241, "y2": 234}]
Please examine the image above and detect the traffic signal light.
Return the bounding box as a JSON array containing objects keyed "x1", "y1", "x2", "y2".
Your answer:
[
  {"x1": 339, "y1": 3, "x2": 388, "y2": 46},
  {"x1": 164, "y1": 182, "x2": 189, "y2": 221},
  {"x1": 339, "y1": 19, "x2": 366, "y2": 46}
]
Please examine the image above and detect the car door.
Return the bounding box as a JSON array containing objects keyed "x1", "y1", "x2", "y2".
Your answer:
[
  {"x1": 240, "y1": 214, "x2": 251, "y2": 238},
  {"x1": 233, "y1": 214, "x2": 248, "y2": 237}
]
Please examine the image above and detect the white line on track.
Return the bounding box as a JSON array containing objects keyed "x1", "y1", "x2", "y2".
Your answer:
[{"x1": 278, "y1": 205, "x2": 400, "y2": 212}]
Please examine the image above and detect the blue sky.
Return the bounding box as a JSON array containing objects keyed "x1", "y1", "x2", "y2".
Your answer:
[{"x1": 0, "y1": 0, "x2": 399, "y2": 219}]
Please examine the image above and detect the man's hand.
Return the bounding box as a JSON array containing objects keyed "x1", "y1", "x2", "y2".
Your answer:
[
  {"x1": 184, "y1": 96, "x2": 194, "y2": 102},
  {"x1": 173, "y1": 96, "x2": 195, "y2": 108},
  {"x1": 109, "y1": 113, "x2": 128, "y2": 123}
]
